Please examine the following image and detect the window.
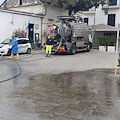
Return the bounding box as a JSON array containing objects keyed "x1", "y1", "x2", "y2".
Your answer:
[
  {"x1": 108, "y1": 14, "x2": 116, "y2": 26},
  {"x1": 109, "y1": 0, "x2": 117, "y2": 5},
  {"x1": 18, "y1": 40, "x2": 28, "y2": 44},
  {"x1": 35, "y1": 33, "x2": 39, "y2": 42},
  {"x1": 77, "y1": 37, "x2": 83, "y2": 41},
  {"x1": 23, "y1": 40, "x2": 28, "y2": 44},
  {"x1": 1, "y1": 39, "x2": 12, "y2": 44},
  {"x1": 20, "y1": 0, "x2": 22, "y2": 5},
  {"x1": 84, "y1": 18, "x2": 88, "y2": 25},
  {"x1": 104, "y1": 33, "x2": 116, "y2": 37},
  {"x1": 18, "y1": 40, "x2": 23, "y2": 44}
]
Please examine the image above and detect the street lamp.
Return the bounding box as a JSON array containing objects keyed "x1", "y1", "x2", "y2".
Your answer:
[{"x1": 102, "y1": 4, "x2": 109, "y2": 15}]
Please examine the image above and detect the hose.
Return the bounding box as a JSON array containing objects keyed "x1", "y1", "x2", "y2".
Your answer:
[
  {"x1": 51, "y1": 22, "x2": 65, "y2": 54},
  {"x1": 0, "y1": 53, "x2": 57, "y2": 83},
  {"x1": 0, "y1": 58, "x2": 22, "y2": 83},
  {"x1": 53, "y1": 23, "x2": 65, "y2": 47}
]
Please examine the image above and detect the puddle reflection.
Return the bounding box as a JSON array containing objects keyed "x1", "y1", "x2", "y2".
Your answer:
[{"x1": 4, "y1": 69, "x2": 120, "y2": 120}]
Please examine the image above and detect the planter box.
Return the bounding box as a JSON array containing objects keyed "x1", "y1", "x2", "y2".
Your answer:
[
  {"x1": 118, "y1": 59, "x2": 120, "y2": 66},
  {"x1": 99, "y1": 46, "x2": 106, "y2": 52},
  {"x1": 107, "y1": 46, "x2": 115, "y2": 52}
]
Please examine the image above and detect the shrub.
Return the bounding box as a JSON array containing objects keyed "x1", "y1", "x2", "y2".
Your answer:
[
  {"x1": 108, "y1": 36, "x2": 117, "y2": 46},
  {"x1": 13, "y1": 28, "x2": 22, "y2": 37},
  {"x1": 98, "y1": 36, "x2": 107, "y2": 46},
  {"x1": 98, "y1": 35, "x2": 117, "y2": 46}
]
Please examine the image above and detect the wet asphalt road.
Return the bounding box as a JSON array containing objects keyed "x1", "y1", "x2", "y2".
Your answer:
[{"x1": 0, "y1": 50, "x2": 119, "y2": 120}]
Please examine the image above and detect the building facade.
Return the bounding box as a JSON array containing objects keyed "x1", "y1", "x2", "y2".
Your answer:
[
  {"x1": 1, "y1": 0, "x2": 42, "y2": 9},
  {"x1": 76, "y1": 0, "x2": 120, "y2": 49},
  {"x1": 1, "y1": 0, "x2": 68, "y2": 44},
  {"x1": 79, "y1": 0, "x2": 120, "y2": 27},
  {"x1": 0, "y1": 9, "x2": 42, "y2": 44}
]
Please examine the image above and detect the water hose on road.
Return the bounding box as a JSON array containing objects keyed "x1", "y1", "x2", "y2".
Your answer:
[
  {"x1": 0, "y1": 58, "x2": 22, "y2": 83},
  {"x1": 0, "y1": 52, "x2": 57, "y2": 83}
]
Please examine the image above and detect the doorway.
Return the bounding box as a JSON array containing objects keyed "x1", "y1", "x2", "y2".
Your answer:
[
  {"x1": 28, "y1": 24, "x2": 34, "y2": 43},
  {"x1": 20, "y1": 0, "x2": 22, "y2": 5}
]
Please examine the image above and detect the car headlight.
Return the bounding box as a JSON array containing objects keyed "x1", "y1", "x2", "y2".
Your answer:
[{"x1": 1, "y1": 49, "x2": 5, "y2": 53}]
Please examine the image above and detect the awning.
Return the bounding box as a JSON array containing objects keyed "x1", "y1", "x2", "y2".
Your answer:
[{"x1": 92, "y1": 24, "x2": 120, "y2": 31}]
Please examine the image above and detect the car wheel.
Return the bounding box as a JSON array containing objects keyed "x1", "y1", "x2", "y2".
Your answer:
[
  {"x1": 27, "y1": 48, "x2": 31, "y2": 54},
  {"x1": 7, "y1": 49, "x2": 12, "y2": 56}
]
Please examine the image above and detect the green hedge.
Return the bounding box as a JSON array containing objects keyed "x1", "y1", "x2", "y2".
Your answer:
[{"x1": 98, "y1": 35, "x2": 117, "y2": 46}]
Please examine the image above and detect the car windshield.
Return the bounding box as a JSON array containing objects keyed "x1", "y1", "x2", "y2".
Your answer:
[{"x1": 1, "y1": 38, "x2": 12, "y2": 44}]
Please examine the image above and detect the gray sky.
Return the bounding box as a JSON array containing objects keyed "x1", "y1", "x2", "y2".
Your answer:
[{"x1": 0, "y1": 0, "x2": 5, "y2": 5}]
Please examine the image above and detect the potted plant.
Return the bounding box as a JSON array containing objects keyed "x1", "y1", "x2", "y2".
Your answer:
[
  {"x1": 98, "y1": 35, "x2": 107, "y2": 52},
  {"x1": 107, "y1": 36, "x2": 117, "y2": 52},
  {"x1": 118, "y1": 52, "x2": 120, "y2": 66}
]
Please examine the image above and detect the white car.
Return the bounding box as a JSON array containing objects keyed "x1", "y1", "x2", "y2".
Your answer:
[{"x1": 0, "y1": 37, "x2": 32, "y2": 55}]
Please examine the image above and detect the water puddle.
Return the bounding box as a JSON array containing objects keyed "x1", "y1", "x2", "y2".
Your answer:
[{"x1": 0, "y1": 69, "x2": 120, "y2": 120}]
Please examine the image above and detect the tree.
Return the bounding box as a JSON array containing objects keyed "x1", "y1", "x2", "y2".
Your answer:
[{"x1": 41, "y1": 0, "x2": 108, "y2": 15}]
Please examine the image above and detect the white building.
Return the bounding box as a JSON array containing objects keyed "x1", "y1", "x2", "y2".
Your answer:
[
  {"x1": 0, "y1": 0, "x2": 68, "y2": 46},
  {"x1": 76, "y1": 0, "x2": 120, "y2": 50},
  {"x1": 0, "y1": 9, "x2": 42, "y2": 45},
  {"x1": 78, "y1": 0, "x2": 120, "y2": 27}
]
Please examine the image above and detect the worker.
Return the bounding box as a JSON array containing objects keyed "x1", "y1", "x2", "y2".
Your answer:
[
  {"x1": 9, "y1": 36, "x2": 19, "y2": 59},
  {"x1": 46, "y1": 35, "x2": 53, "y2": 57}
]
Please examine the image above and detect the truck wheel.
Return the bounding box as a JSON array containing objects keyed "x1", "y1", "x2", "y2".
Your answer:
[
  {"x1": 70, "y1": 44, "x2": 76, "y2": 55},
  {"x1": 7, "y1": 49, "x2": 11, "y2": 56},
  {"x1": 86, "y1": 44, "x2": 90, "y2": 52}
]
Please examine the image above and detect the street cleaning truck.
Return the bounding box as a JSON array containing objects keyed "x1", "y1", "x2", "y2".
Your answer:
[{"x1": 46, "y1": 16, "x2": 91, "y2": 54}]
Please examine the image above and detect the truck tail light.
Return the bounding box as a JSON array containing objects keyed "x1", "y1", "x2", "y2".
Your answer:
[{"x1": 58, "y1": 47, "x2": 65, "y2": 52}]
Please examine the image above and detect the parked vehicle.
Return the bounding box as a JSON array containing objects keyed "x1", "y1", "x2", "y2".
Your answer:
[
  {"x1": 0, "y1": 37, "x2": 32, "y2": 55},
  {"x1": 47, "y1": 16, "x2": 91, "y2": 54}
]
